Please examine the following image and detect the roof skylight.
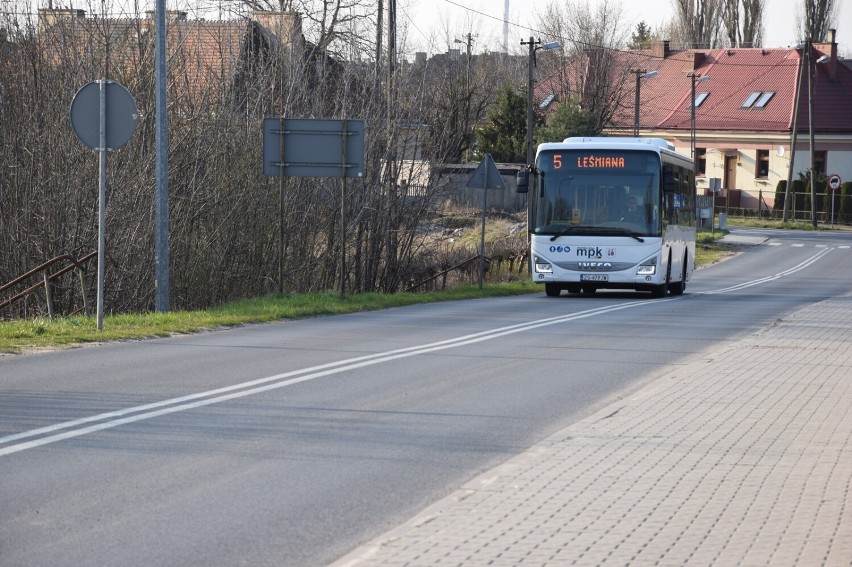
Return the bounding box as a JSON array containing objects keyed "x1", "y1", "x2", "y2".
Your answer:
[
  {"x1": 754, "y1": 92, "x2": 775, "y2": 107},
  {"x1": 742, "y1": 92, "x2": 761, "y2": 107},
  {"x1": 742, "y1": 91, "x2": 775, "y2": 108},
  {"x1": 694, "y1": 92, "x2": 709, "y2": 107}
]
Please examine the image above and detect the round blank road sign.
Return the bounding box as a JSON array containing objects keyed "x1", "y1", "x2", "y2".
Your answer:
[{"x1": 71, "y1": 81, "x2": 138, "y2": 150}]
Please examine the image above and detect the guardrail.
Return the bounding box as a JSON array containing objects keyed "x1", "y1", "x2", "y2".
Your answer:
[{"x1": 0, "y1": 251, "x2": 98, "y2": 317}]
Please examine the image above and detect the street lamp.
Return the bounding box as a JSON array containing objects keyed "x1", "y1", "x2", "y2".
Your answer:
[
  {"x1": 688, "y1": 73, "x2": 709, "y2": 160},
  {"x1": 632, "y1": 69, "x2": 657, "y2": 137},
  {"x1": 521, "y1": 37, "x2": 561, "y2": 165},
  {"x1": 455, "y1": 34, "x2": 473, "y2": 159},
  {"x1": 808, "y1": 49, "x2": 832, "y2": 227}
]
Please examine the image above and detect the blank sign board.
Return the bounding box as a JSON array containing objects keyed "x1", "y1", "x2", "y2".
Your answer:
[
  {"x1": 70, "y1": 81, "x2": 138, "y2": 151},
  {"x1": 263, "y1": 118, "x2": 365, "y2": 178}
]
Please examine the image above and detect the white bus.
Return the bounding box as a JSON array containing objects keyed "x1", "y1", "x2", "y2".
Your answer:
[{"x1": 517, "y1": 137, "x2": 697, "y2": 297}]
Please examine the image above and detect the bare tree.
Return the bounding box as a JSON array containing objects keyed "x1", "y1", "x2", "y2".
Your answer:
[
  {"x1": 0, "y1": 0, "x2": 530, "y2": 319},
  {"x1": 535, "y1": 0, "x2": 635, "y2": 135},
  {"x1": 797, "y1": 0, "x2": 840, "y2": 42},
  {"x1": 671, "y1": 0, "x2": 724, "y2": 48},
  {"x1": 721, "y1": 0, "x2": 764, "y2": 47}
]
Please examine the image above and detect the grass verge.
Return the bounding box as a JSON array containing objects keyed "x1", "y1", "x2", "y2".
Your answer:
[
  {"x1": 0, "y1": 283, "x2": 537, "y2": 354},
  {"x1": 1, "y1": 234, "x2": 738, "y2": 355}
]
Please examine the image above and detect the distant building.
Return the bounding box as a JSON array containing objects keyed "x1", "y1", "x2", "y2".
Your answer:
[{"x1": 537, "y1": 31, "x2": 852, "y2": 210}]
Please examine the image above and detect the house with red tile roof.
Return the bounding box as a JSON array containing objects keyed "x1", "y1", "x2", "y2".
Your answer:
[
  {"x1": 536, "y1": 32, "x2": 852, "y2": 210},
  {"x1": 37, "y1": 8, "x2": 336, "y2": 112}
]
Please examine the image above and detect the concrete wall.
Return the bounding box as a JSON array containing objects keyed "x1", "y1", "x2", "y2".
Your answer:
[{"x1": 437, "y1": 163, "x2": 526, "y2": 212}]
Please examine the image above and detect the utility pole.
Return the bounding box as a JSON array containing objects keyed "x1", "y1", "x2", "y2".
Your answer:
[
  {"x1": 783, "y1": 42, "x2": 806, "y2": 223},
  {"x1": 521, "y1": 38, "x2": 560, "y2": 165},
  {"x1": 522, "y1": 37, "x2": 539, "y2": 165}
]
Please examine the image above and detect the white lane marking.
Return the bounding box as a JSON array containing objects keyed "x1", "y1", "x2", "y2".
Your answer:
[
  {"x1": 0, "y1": 246, "x2": 836, "y2": 457},
  {"x1": 699, "y1": 248, "x2": 832, "y2": 295},
  {"x1": 0, "y1": 299, "x2": 671, "y2": 457},
  {"x1": 768, "y1": 242, "x2": 782, "y2": 246},
  {"x1": 792, "y1": 243, "x2": 804, "y2": 247}
]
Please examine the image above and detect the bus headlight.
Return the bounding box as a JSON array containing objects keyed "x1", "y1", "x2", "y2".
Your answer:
[
  {"x1": 636, "y1": 257, "x2": 657, "y2": 276},
  {"x1": 534, "y1": 255, "x2": 553, "y2": 274}
]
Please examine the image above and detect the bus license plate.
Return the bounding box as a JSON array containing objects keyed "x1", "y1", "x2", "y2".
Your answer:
[{"x1": 581, "y1": 274, "x2": 608, "y2": 282}]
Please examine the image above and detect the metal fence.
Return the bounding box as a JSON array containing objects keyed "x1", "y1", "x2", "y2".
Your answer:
[{"x1": 712, "y1": 192, "x2": 850, "y2": 226}]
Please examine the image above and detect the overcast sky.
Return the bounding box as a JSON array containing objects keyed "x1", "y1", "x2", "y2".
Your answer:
[{"x1": 401, "y1": 0, "x2": 851, "y2": 56}]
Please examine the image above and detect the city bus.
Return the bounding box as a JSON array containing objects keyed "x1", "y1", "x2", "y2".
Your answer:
[{"x1": 516, "y1": 137, "x2": 696, "y2": 297}]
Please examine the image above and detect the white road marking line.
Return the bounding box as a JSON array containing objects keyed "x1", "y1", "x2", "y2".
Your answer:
[{"x1": 1, "y1": 246, "x2": 837, "y2": 457}]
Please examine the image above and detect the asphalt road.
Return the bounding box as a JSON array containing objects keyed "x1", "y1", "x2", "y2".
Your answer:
[{"x1": 1, "y1": 228, "x2": 850, "y2": 566}]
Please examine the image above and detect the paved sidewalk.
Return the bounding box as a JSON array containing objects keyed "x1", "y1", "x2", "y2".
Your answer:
[{"x1": 333, "y1": 296, "x2": 852, "y2": 566}]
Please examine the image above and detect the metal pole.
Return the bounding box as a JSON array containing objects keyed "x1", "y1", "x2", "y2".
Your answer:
[
  {"x1": 523, "y1": 37, "x2": 538, "y2": 165},
  {"x1": 479, "y1": 181, "x2": 487, "y2": 289},
  {"x1": 97, "y1": 80, "x2": 106, "y2": 330},
  {"x1": 807, "y1": 42, "x2": 817, "y2": 228},
  {"x1": 690, "y1": 74, "x2": 697, "y2": 159},
  {"x1": 341, "y1": 119, "x2": 348, "y2": 298},
  {"x1": 633, "y1": 69, "x2": 642, "y2": 137},
  {"x1": 154, "y1": 0, "x2": 170, "y2": 311},
  {"x1": 278, "y1": 118, "x2": 285, "y2": 294}
]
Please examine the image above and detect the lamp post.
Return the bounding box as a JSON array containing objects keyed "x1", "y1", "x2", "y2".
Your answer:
[
  {"x1": 632, "y1": 69, "x2": 657, "y2": 137},
  {"x1": 808, "y1": 49, "x2": 832, "y2": 228},
  {"x1": 688, "y1": 73, "x2": 709, "y2": 161},
  {"x1": 455, "y1": 33, "x2": 473, "y2": 160},
  {"x1": 521, "y1": 37, "x2": 561, "y2": 165}
]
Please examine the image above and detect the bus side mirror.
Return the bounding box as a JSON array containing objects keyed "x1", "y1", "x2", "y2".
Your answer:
[{"x1": 516, "y1": 168, "x2": 529, "y2": 194}]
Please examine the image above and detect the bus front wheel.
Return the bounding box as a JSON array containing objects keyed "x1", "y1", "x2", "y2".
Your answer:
[
  {"x1": 669, "y1": 253, "x2": 688, "y2": 296},
  {"x1": 545, "y1": 283, "x2": 562, "y2": 297},
  {"x1": 652, "y1": 257, "x2": 671, "y2": 298}
]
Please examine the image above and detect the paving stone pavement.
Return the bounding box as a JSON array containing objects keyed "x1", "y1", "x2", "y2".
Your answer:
[{"x1": 333, "y1": 296, "x2": 852, "y2": 566}]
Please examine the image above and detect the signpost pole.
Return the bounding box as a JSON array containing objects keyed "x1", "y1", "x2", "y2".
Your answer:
[
  {"x1": 479, "y1": 177, "x2": 487, "y2": 289},
  {"x1": 278, "y1": 118, "x2": 285, "y2": 295},
  {"x1": 97, "y1": 80, "x2": 107, "y2": 331},
  {"x1": 340, "y1": 119, "x2": 348, "y2": 298},
  {"x1": 828, "y1": 174, "x2": 842, "y2": 229},
  {"x1": 465, "y1": 154, "x2": 504, "y2": 290},
  {"x1": 70, "y1": 80, "x2": 137, "y2": 329}
]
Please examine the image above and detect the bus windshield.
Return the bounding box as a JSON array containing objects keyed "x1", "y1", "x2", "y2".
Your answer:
[{"x1": 532, "y1": 150, "x2": 662, "y2": 237}]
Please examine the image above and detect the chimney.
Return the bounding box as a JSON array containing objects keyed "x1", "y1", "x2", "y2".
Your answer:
[
  {"x1": 693, "y1": 52, "x2": 706, "y2": 70},
  {"x1": 252, "y1": 11, "x2": 304, "y2": 55},
  {"x1": 652, "y1": 40, "x2": 670, "y2": 60},
  {"x1": 38, "y1": 8, "x2": 85, "y2": 33},
  {"x1": 814, "y1": 28, "x2": 838, "y2": 81},
  {"x1": 144, "y1": 10, "x2": 188, "y2": 21}
]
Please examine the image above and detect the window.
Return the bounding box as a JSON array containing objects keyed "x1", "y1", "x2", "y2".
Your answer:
[
  {"x1": 814, "y1": 151, "x2": 827, "y2": 175},
  {"x1": 756, "y1": 150, "x2": 769, "y2": 178},
  {"x1": 539, "y1": 93, "x2": 556, "y2": 109},
  {"x1": 742, "y1": 91, "x2": 775, "y2": 109},
  {"x1": 696, "y1": 147, "x2": 707, "y2": 176},
  {"x1": 742, "y1": 92, "x2": 761, "y2": 108},
  {"x1": 754, "y1": 92, "x2": 775, "y2": 107},
  {"x1": 694, "y1": 92, "x2": 709, "y2": 107}
]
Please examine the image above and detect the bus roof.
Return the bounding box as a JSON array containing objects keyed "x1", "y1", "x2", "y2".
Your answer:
[{"x1": 536, "y1": 137, "x2": 692, "y2": 168}]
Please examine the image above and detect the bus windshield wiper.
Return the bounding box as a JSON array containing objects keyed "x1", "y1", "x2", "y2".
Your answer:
[
  {"x1": 549, "y1": 225, "x2": 595, "y2": 241},
  {"x1": 605, "y1": 228, "x2": 646, "y2": 243},
  {"x1": 549, "y1": 225, "x2": 646, "y2": 243}
]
